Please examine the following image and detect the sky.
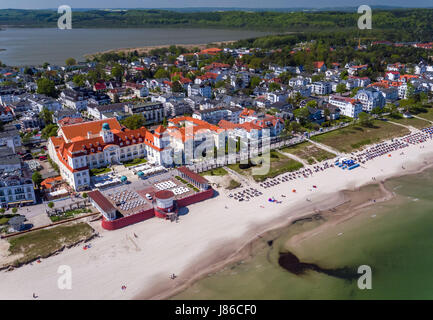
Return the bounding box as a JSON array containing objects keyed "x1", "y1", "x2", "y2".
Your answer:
[{"x1": 0, "y1": 0, "x2": 432, "y2": 9}]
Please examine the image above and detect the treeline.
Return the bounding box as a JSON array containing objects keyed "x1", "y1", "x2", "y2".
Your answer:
[{"x1": 0, "y1": 8, "x2": 431, "y2": 37}]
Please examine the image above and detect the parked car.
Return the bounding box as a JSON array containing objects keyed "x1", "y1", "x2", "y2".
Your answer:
[{"x1": 39, "y1": 156, "x2": 47, "y2": 161}]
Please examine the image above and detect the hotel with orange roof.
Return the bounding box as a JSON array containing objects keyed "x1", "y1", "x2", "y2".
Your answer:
[{"x1": 48, "y1": 118, "x2": 172, "y2": 191}]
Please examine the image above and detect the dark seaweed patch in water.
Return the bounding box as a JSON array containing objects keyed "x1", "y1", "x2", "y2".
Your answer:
[{"x1": 278, "y1": 251, "x2": 358, "y2": 281}]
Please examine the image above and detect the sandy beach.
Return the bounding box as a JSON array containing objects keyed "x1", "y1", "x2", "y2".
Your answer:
[
  {"x1": 1, "y1": 133, "x2": 433, "y2": 300},
  {"x1": 85, "y1": 40, "x2": 236, "y2": 59}
]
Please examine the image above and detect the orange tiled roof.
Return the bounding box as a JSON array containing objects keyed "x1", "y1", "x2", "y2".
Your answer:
[
  {"x1": 60, "y1": 118, "x2": 122, "y2": 142},
  {"x1": 199, "y1": 48, "x2": 222, "y2": 55},
  {"x1": 41, "y1": 176, "x2": 63, "y2": 190}
]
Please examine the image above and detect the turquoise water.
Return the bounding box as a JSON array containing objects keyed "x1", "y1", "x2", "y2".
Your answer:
[{"x1": 174, "y1": 168, "x2": 433, "y2": 300}]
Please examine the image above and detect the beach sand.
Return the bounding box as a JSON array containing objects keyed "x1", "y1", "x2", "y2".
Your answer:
[
  {"x1": 85, "y1": 41, "x2": 236, "y2": 59},
  {"x1": 1, "y1": 136, "x2": 433, "y2": 300}
]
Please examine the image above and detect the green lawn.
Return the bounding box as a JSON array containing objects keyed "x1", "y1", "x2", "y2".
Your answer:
[
  {"x1": 49, "y1": 208, "x2": 92, "y2": 222},
  {"x1": 90, "y1": 167, "x2": 112, "y2": 176},
  {"x1": 310, "y1": 120, "x2": 410, "y2": 153},
  {"x1": 123, "y1": 158, "x2": 148, "y2": 167},
  {"x1": 0, "y1": 214, "x2": 19, "y2": 226},
  {"x1": 412, "y1": 108, "x2": 433, "y2": 122},
  {"x1": 199, "y1": 167, "x2": 228, "y2": 176},
  {"x1": 385, "y1": 116, "x2": 430, "y2": 129},
  {"x1": 281, "y1": 141, "x2": 336, "y2": 164},
  {"x1": 228, "y1": 150, "x2": 303, "y2": 182},
  {"x1": 226, "y1": 179, "x2": 241, "y2": 190},
  {"x1": 7, "y1": 223, "x2": 95, "y2": 267}
]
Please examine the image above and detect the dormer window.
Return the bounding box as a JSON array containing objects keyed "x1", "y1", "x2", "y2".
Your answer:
[
  {"x1": 91, "y1": 148, "x2": 94, "y2": 152},
  {"x1": 98, "y1": 147, "x2": 101, "y2": 151},
  {"x1": 120, "y1": 142, "x2": 123, "y2": 146}
]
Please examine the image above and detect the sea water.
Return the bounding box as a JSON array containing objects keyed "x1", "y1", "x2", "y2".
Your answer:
[{"x1": 173, "y1": 167, "x2": 433, "y2": 300}]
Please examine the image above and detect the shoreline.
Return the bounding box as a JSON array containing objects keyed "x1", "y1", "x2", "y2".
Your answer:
[
  {"x1": 2, "y1": 134, "x2": 433, "y2": 299},
  {"x1": 146, "y1": 191, "x2": 347, "y2": 300},
  {"x1": 147, "y1": 155, "x2": 433, "y2": 300},
  {"x1": 84, "y1": 40, "x2": 237, "y2": 58},
  {"x1": 165, "y1": 161, "x2": 433, "y2": 300}
]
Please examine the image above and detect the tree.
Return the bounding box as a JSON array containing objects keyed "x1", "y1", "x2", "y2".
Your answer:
[
  {"x1": 371, "y1": 107, "x2": 383, "y2": 115},
  {"x1": 121, "y1": 114, "x2": 146, "y2": 130},
  {"x1": 269, "y1": 82, "x2": 281, "y2": 92},
  {"x1": 154, "y1": 68, "x2": 170, "y2": 79},
  {"x1": 36, "y1": 78, "x2": 57, "y2": 98},
  {"x1": 82, "y1": 193, "x2": 88, "y2": 199},
  {"x1": 172, "y1": 81, "x2": 184, "y2": 93},
  {"x1": 32, "y1": 171, "x2": 43, "y2": 188},
  {"x1": 162, "y1": 117, "x2": 168, "y2": 127},
  {"x1": 305, "y1": 100, "x2": 318, "y2": 108},
  {"x1": 294, "y1": 107, "x2": 310, "y2": 125},
  {"x1": 311, "y1": 74, "x2": 325, "y2": 82},
  {"x1": 111, "y1": 64, "x2": 124, "y2": 81},
  {"x1": 73, "y1": 74, "x2": 86, "y2": 87},
  {"x1": 350, "y1": 87, "x2": 361, "y2": 98},
  {"x1": 12, "y1": 208, "x2": 18, "y2": 214},
  {"x1": 286, "y1": 121, "x2": 303, "y2": 133},
  {"x1": 340, "y1": 70, "x2": 349, "y2": 80},
  {"x1": 41, "y1": 124, "x2": 59, "y2": 139},
  {"x1": 250, "y1": 76, "x2": 261, "y2": 88},
  {"x1": 358, "y1": 112, "x2": 373, "y2": 127},
  {"x1": 40, "y1": 107, "x2": 54, "y2": 125},
  {"x1": 336, "y1": 83, "x2": 346, "y2": 93},
  {"x1": 48, "y1": 202, "x2": 54, "y2": 209},
  {"x1": 65, "y1": 58, "x2": 77, "y2": 66}
]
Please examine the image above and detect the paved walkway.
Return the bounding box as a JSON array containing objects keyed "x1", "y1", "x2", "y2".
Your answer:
[
  {"x1": 276, "y1": 150, "x2": 309, "y2": 166},
  {"x1": 224, "y1": 166, "x2": 251, "y2": 187},
  {"x1": 386, "y1": 120, "x2": 419, "y2": 133},
  {"x1": 412, "y1": 114, "x2": 433, "y2": 124}
]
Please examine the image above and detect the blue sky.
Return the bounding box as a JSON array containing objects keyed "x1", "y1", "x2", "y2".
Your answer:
[{"x1": 0, "y1": 0, "x2": 432, "y2": 9}]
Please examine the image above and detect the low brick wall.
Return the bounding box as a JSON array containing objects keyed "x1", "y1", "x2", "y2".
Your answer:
[
  {"x1": 101, "y1": 188, "x2": 214, "y2": 230},
  {"x1": 101, "y1": 208, "x2": 155, "y2": 230},
  {"x1": 177, "y1": 188, "x2": 214, "y2": 207}
]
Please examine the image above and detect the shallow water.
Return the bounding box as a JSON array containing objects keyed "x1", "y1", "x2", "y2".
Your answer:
[
  {"x1": 173, "y1": 167, "x2": 433, "y2": 300},
  {"x1": 0, "y1": 28, "x2": 270, "y2": 66}
]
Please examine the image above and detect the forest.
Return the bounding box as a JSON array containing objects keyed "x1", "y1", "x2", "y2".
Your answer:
[{"x1": 0, "y1": 8, "x2": 431, "y2": 40}]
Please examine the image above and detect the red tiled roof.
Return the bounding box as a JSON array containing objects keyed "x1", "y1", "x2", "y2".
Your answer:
[
  {"x1": 177, "y1": 166, "x2": 209, "y2": 185},
  {"x1": 155, "y1": 190, "x2": 174, "y2": 200},
  {"x1": 199, "y1": 48, "x2": 222, "y2": 55},
  {"x1": 41, "y1": 176, "x2": 63, "y2": 190},
  {"x1": 60, "y1": 118, "x2": 122, "y2": 142},
  {"x1": 94, "y1": 82, "x2": 106, "y2": 90},
  {"x1": 314, "y1": 61, "x2": 325, "y2": 68},
  {"x1": 88, "y1": 190, "x2": 116, "y2": 213},
  {"x1": 58, "y1": 117, "x2": 84, "y2": 126}
]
